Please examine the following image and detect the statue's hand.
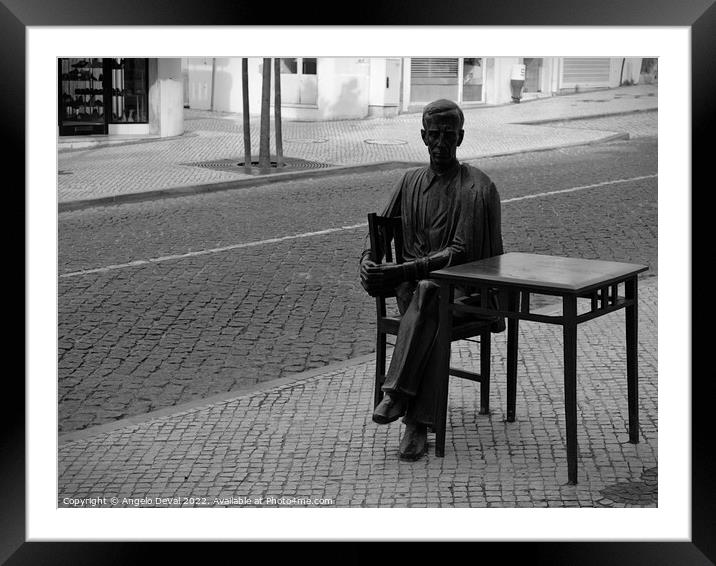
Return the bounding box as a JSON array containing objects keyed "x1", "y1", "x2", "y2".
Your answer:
[
  {"x1": 360, "y1": 258, "x2": 382, "y2": 295},
  {"x1": 360, "y1": 259, "x2": 404, "y2": 296}
]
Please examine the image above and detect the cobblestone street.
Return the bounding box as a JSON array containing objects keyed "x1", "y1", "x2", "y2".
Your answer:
[{"x1": 58, "y1": 136, "x2": 657, "y2": 432}]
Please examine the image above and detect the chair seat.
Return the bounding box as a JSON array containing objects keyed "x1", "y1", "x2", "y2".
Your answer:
[{"x1": 378, "y1": 315, "x2": 492, "y2": 341}]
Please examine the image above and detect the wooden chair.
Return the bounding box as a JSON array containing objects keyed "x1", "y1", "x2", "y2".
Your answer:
[{"x1": 367, "y1": 213, "x2": 493, "y2": 454}]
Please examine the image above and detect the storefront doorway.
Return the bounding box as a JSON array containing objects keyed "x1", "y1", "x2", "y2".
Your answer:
[
  {"x1": 59, "y1": 58, "x2": 149, "y2": 136},
  {"x1": 523, "y1": 58, "x2": 544, "y2": 93}
]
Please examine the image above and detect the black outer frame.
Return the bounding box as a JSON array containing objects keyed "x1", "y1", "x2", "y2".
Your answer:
[{"x1": 7, "y1": 0, "x2": 713, "y2": 562}]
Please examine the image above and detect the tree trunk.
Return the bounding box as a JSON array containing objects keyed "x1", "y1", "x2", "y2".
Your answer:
[
  {"x1": 241, "y1": 58, "x2": 252, "y2": 174},
  {"x1": 258, "y1": 57, "x2": 272, "y2": 174},
  {"x1": 274, "y1": 58, "x2": 283, "y2": 168}
]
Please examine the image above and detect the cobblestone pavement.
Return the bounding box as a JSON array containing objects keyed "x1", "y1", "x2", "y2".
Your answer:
[
  {"x1": 56, "y1": 84, "x2": 657, "y2": 203},
  {"x1": 58, "y1": 138, "x2": 657, "y2": 432},
  {"x1": 58, "y1": 277, "x2": 657, "y2": 508}
]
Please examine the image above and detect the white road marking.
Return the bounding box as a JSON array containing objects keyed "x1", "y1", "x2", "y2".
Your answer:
[
  {"x1": 60, "y1": 174, "x2": 657, "y2": 278},
  {"x1": 500, "y1": 174, "x2": 657, "y2": 204},
  {"x1": 60, "y1": 224, "x2": 368, "y2": 278}
]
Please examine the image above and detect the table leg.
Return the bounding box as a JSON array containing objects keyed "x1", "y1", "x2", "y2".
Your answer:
[
  {"x1": 506, "y1": 291, "x2": 519, "y2": 422},
  {"x1": 433, "y1": 282, "x2": 453, "y2": 457},
  {"x1": 563, "y1": 294, "x2": 578, "y2": 485},
  {"x1": 626, "y1": 277, "x2": 640, "y2": 444},
  {"x1": 479, "y1": 330, "x2": 491, "y2": 415}
]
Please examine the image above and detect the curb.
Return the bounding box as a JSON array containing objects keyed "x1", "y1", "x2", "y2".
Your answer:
[
  {"x1": 59, "y1": 129, "x2": 631, "y2": 213},
  {"x1": 58, "y1": 353, "x2": 377, "y2": 444},
  {"x1": 58, "y1": 161, "x2": 421, "y2": 212},
  {"x1": 513, "y1": 107, "x2": 657, "y2": 126},
  {"x1": 57, "y1": 132, "x2": 197, "y2": 153}
]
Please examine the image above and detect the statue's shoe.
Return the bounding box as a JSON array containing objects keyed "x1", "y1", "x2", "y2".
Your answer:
[
  {"x1": 399, "y1": 423, "x2": 428, "y2": 461},
  {"x1": 372, "y1": 394, "x2": 407, "y2": 424}
]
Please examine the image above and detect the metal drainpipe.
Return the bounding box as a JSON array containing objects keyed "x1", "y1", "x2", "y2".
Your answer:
[{"x1": 210, "y1": 57, "x2": 216, "y2": 111}]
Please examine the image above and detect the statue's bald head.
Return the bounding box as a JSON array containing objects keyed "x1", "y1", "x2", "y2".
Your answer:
[{"x1": 422, "y1": 99, "x2": 464, "y2": 130}]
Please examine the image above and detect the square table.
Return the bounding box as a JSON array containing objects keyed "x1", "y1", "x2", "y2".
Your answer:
[{"x1": 430, "y1": 252, "x2": 648, "y2": 484}]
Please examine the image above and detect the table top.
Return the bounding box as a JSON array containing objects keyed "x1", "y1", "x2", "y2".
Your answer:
[{"x1": 431, "y1": 252, "x2": 648, "y2": 293}]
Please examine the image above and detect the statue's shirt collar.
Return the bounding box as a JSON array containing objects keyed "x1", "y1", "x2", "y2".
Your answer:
[{"x1": 426, "y1": 160, "x2": 461, "y2": 184}]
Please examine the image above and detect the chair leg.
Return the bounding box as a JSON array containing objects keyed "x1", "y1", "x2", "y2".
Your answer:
[
  {"x1": 479, "y1": 330, "x2": 491, "y2": 415},
  {"x1": 375, "y1": 331, "x2": 386, "y2": 408}
]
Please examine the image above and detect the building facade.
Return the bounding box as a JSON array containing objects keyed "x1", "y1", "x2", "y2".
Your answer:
[
  {"x1": 185, "y1": 56, "x2": 644, "y2": 121},
  {"x1": 58, "y1": 58, "x2": 184, "y2": 137}
]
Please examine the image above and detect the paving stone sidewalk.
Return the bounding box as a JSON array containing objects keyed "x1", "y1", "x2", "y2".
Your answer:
[
  {"x1": 57, "y1": 84, "x2": 657, "y2": 204},
  {"x1": 58, "y1": 275, "x2": 658, "y2": 509}
]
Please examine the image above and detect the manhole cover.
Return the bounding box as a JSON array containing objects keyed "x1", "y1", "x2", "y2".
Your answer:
[
  {"x1": 58, "y1": 170, "x2": 73, "y2": 175},
  {"x1": 364, "y1": 138, "x2": 408, "y2": 145},
  {"x1": 285, "y1": 138, "x2": 329, "y2": 144},
  {"x1": 598, "y1": 466, "x2": 657, "y2": 506},
  {"x1": 183, "y1": 156, "x2": 333, "y2": 174}
]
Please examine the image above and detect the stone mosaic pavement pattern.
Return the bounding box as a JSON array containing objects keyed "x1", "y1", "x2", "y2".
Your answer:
[
  {"x1": 58, "y1": 277, "x2": 657, "y2": 508},
  {"x1": 57, "y1": 85, "x2": 657, "y2": 203}
]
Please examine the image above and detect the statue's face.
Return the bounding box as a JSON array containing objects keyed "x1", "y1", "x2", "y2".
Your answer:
[{"x1": 421, "y1": 112, "x2": 464, "y2": 170}]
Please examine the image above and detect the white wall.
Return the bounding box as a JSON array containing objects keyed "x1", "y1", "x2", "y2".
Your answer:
[
  {"x1": 316, "y1": 58, "x2": 370, "y2": 120},
  {"x1": 187, "y1": 57, "x2": 213, "y2": 110},
  {"x1": 187, "y1": 57, "x2": 372, "y2": 120},
  {"x1": 157, "y1": 58, "x2": 184, "y2": 137},
  {"x1": 145, "y1": 58, "x2": 185, "y2": 138}
]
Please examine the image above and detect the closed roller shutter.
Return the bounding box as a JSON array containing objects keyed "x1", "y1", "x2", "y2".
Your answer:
[
  {"x1": 411, "y1": 58, "x2": 459, "y2": 79},
  {"x1": 562, "y1": 58, "x2": 611, "y2": 85},
  {"x1": 410, "y1": 58, "x2": 459, "y2": 103}
]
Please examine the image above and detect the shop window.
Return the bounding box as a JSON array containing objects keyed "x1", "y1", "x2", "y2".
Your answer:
[
  {"x1": 280, "y1": 58, "x2": 298, "y2": 74},
  {"x1": 279, "y1": 57, "x2": 317, "y2": 105},
  {"x1": 302, "y1": 58, "x2": 317, "y2": 75},
  {"x1": 462, "y1": 58, "x2": 484, "y2": 102},
  {"x1": 110, "y1": 58, "x2": 149, "y2": 123},
  {"x1": 411, "y1": 58, "x2": 484, "y2": 104}
]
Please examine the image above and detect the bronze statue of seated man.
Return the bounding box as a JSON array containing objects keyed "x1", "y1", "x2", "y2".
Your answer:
[{"x1": 360, "y1": 98, "x2": 505, "y2": 461}]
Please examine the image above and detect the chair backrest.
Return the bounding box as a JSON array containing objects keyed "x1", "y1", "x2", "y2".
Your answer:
[
  {"x1": 367, "y1": 213, "x2": 404, "y2": 265},
  {"x1": 367, "y1": 213, "x2": 403, "y2": 314}
]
